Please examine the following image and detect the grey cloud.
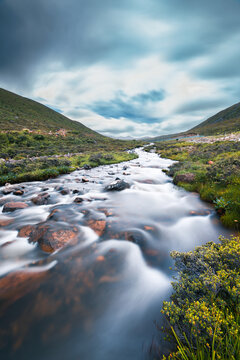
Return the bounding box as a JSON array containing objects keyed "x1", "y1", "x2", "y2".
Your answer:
[
  {"x1": 0, "y1": 0, "x2": 148, "y2": 85},
  {"x1": 132, "y1": 90, "x2": 165, "y2": 103},
  {"x1": 176, "y1": 98, "x2": 229, "y2": 115},
  {"x1": 90, "y1": 90, "x2": 165, "y2": 124},
  {"x1": 100, "y1": 125, "x2": 135, "y2": 135},
  {"x1": 2, "y1": 0, "x2": 240, "y2": 87}
]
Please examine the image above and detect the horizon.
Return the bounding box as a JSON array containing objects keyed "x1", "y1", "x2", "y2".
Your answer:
[{"x1": 0, "y1": 0, "x2": 240, "y2": 138}]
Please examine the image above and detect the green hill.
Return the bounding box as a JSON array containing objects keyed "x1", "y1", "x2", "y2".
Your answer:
[
  {"x1": 148, "y1": 101, "x2": 240, "y2": 142},
  {"x1": 0, "y1": 88, "x2": 101, "y2": 137},
  {"x1": 190, "y1": 101, "x2": 240, "y2": 135},
  {"x1": 0, "y1": 88, "x2": 142, "y2": 185}
]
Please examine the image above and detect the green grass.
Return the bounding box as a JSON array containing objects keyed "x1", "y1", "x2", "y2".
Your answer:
[
  {"x1": 148, "y1": 140, "x2": 240, "y2": 230},
  {"x1": 0, "y1": 151, "x2": 138, "y2": 185}
]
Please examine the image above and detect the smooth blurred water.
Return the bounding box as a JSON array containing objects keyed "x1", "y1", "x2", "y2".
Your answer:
[{"x1": 0, "y1": 149, "x2": 231, "y2": 360}]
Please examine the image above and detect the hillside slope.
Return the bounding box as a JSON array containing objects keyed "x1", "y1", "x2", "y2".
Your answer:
[
  {"x1": 0, "y1": 88, "x2": 101, "y2": 137},
  {"x1": 148, "y1": 101, "x2": 240, "y2": 141},
  {"x1": 190, "y1": 101, "x2": 240, "y2": 135}
]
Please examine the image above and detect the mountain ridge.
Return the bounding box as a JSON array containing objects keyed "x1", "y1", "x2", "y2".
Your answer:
[{"x1": 147, "y1": 101, "x2": 240, "y2": 141}]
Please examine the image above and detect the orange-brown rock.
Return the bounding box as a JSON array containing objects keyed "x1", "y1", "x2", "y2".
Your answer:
[
  {"x1": 0, "y1": 270, "x2": 46, "y2": 313},
  {"x1": 189, "y1": 209, "x2": 212, "y2": 216},
  {"x1": 0, "y1": 217, "x2": 14, "y2": 227},
  {"x1": 18, "y1": 225, "x2": 35, "y2": 238},
  {"x1": 13, "y1": 189, "x2": 24, "y2": 196},
  {"x1": 29, "y1": 222, "x2": 79, "y2": 252},
  {"x1": 2, "y1": 202, "x2": 28, "y2": 213},
  {"x1": 87, "y1": 219, "x2": 106, "y2": 237},
  {"x1": 96, "y1": 255, "x2": 105, "y2": 262},
  {"x1": 144, "y1": 226, "x2": 154, "y2": 231}
]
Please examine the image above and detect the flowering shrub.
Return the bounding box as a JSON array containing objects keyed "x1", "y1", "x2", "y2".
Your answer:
[{"x1": 161, "y1": 236, "x2": 240, "y2": 359}]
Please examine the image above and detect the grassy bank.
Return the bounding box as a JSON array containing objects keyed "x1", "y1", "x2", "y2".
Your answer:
[
  {"x1": 0, "y1": 130, "x2": 142, "y2": 159},
  {"x1": 161, "y1": 235, "x2": 240, "y2": 360},
  {"x1": 0, "y1": 130, "x2": 142, "y2": 185},
  {"x1": 146, "y1": 140, "x2": 240, "y2": 230},
  {"x1": 0, "y1": 150, "x2": 138, "y2": 185}
]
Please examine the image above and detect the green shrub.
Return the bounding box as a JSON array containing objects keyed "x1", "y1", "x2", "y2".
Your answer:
[{"x1": 161, "y1": 236, "x2": 240, "y2": 359}]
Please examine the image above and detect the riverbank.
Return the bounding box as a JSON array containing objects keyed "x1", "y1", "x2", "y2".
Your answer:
[
  {"x1": 0, "y1": 151, "x2": 138, "y2": 185},
  {"x1": 145, "y1": 138, "x2": 240, "y2": 230},
  {"x1": 0, "y1": 129, "x2": 144, "y2": 185}
]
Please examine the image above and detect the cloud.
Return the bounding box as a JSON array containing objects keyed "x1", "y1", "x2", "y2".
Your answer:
[
  {"x1": 0, "y1": 0, "x2": 240, "y2": 137},
  {"x1": 90, "y1": 90, "x2": 165, "y2": 124}
]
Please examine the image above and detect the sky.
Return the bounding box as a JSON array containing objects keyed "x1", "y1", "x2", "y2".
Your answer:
[{"x1": 0, "y1": 0, "x2": 240, "y2": 138}]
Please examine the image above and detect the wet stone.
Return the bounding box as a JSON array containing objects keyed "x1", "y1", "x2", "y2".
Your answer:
[
  {"x1": 60, "y1": 188, "x2": 70, "y2": 195},
  {"x1": 72, "y1": 189, "x2": 83, "y2": 194},
  {"x1": 2, "y1": 202, "x2": 28, "y2": 213},
  {"x1": 82, "y1": 177, "x2": 89, "y2": 183},
  {"x1": 104, "y1": 179, "x2": 130, "y2": 192},
  {"x1": 13, "y1": 189, "x2": 24, "y2": 196},
  {"x1": 29, "y1": 222, "x2": 80, "y2": 253},
  {"x1": 74, "y1": 197, "x2": 84, "y2": 203},
  {"x1": 31, "y1": 193, "x2": 50, "y2": 205},
  {"x1": 18, "y1": 225, "x2": 35, "y2": 238},
  {"x1": 87, "y1": 219, "x2": 106, "y2": 237},
  {"x1": 173, "y1": 173, "x2": 196, "y2": 184},
  {"x1": 189, "y1": 209, "x2": 212, "y2": 216}
]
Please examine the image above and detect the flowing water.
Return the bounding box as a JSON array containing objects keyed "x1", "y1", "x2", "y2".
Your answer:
[{"x1": 0, "y1": 148, "x2": 232, "y2": 360}]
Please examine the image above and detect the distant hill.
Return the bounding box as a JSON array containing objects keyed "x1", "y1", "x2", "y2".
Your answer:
[
  {"x1": 190, "y1": 101, "x2": 240, "y2": 135},
  {"x1": 0, "y1": 88, "x2": 102, "y2": 138},
  {"x1": 148, "y1": 101, "x2": 240, "y2": 141}
]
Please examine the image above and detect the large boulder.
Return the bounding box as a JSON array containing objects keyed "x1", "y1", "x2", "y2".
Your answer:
[
  {"x1": 173, "y1": 173, "x2": 196, "y2": 184},
  {"x1": 29, "y1": 222, "x2": 79, "y2": 253},
  {"x1": 2, "y1": 202, "x2": 28, "y2": 213},
  {"x1": 104, "y1": 179, "x2": 130, "y2": 192}
]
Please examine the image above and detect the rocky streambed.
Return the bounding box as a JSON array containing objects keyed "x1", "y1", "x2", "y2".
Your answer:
[{"x1": 0, "y1": 148, "x2": 232, "y2": 360}]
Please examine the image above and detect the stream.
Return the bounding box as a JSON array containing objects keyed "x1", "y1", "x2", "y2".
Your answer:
[{"x1": 0, "y1": 148, "x2": 232, "y2": 360}]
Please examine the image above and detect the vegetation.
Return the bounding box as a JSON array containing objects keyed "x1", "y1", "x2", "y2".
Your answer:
[
  {"x1": 0, "y1": 151, "x2": 137, "y2": 185},
  {"x1": 147, "y1": 140, "x2": 240, "y2": 229},
  {"x1": 161, "y1": 236, "x2": 240, "y2": 360},
  {"x1": 0, "y1": 88, "x2": 143, "y2": 184}
]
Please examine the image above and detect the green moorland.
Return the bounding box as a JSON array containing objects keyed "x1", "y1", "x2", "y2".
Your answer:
[
  {"x1": 146, "y1": 140, "x2": 240, "y2": 230},
  {"x1": 0, "y1": 88, "x2": 143, "y2": 185},
  {"x1": 0, "y1": 130, "x2": 141, "y2": 185}
]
